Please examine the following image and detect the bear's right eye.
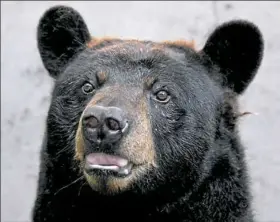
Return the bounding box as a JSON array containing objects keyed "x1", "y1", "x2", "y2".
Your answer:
[{"x1": 82, "y1": 82, "x2": 95, "y2": 94}]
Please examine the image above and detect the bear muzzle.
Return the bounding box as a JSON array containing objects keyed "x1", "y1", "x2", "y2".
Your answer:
[
  {"x1": 80, "y1": 105, "x2": 133, "y2": 177},
  {"x1": 74, "y1": 93, "x2": 157, "y2": 193},
  {"x1": 82, "y1": 105, "x2": 129, "y2": 145}
]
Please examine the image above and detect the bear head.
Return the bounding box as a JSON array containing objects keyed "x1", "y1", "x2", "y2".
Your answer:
[{"x1": 37, "y1": 5, "x2": 264, "y2": 195}]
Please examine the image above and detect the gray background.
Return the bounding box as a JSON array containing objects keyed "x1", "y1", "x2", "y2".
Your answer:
[{"x1": 1, "y1": 1, "x2": 280, "y2": 222}]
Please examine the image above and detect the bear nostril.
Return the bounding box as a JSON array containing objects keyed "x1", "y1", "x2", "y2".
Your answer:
[
  {"x1": 84, "y1": 116, "x2": 99, "y2": 129},
  {"x1": 106, "y1": 118, "x2": 121, "y2": 131}
]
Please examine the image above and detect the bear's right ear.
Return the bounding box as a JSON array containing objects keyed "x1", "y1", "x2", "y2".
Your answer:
[{"x1": 37, "y1": 6, "x2": 91, "y2": 79}]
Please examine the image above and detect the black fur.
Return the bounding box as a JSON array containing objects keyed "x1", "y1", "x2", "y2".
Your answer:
[
  {"x1": 32, "y1": 5, "x2": 264, "y2": 222},
  {"x1": 37, "y1": 5, "x2": 91, "y2": 78},
  {"x1": 201, "y1": 20, "x2": 264, "y2": 94}
]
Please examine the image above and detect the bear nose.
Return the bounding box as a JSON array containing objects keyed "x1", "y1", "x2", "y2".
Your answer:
[{"x1": 82, "y1": 105, "x2": 129, "y2": 145}]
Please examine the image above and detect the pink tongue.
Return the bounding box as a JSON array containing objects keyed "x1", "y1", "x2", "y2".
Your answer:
[{"x1": 85, "y1": 153, "x2": 128, "y2": 168}]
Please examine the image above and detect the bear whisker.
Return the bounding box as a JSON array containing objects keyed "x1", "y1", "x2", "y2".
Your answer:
[
  {"x1": 78, "y1": 181, "x2": 88, "y2": 196},
  {"x1": 54, "y1": 175, "x2": 84, "y2": 196}
]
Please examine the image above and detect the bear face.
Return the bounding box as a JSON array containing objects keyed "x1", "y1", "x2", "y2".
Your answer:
[
  {"x1": 34, "y1": 5, "x2": 264, "y2": 221},
  {"x1": 37, "y1": 6, "x2": 263, "y2": 196},
  {"x1": 48, "y1": 38, "x2": 224, "y2": 195}
]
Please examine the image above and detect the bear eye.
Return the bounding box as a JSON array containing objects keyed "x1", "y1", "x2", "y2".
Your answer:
[
  {"x1": 155, "y1": 90, "x2": 170, "y2": 103},
  {"x1": 82, "y1": 82, "x2": 95, "y2": 94}
]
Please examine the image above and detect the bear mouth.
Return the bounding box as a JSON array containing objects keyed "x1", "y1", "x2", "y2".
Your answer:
[{"x1": 84, "y1": 153, "x2": 133, "y2": 177}]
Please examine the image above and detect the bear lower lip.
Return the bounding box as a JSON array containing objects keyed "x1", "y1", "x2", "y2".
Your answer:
[
  {"x1": 84, "y1": 153, "x2": 133, "y2": 177},
  {"x1": 87, "y1": 163, "x2": 132, "y2": 175}
]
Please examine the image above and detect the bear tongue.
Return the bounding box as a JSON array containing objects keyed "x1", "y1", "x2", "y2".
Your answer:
[{"x1": 85, "y1": 153, "x2": 129, "y2": 168}]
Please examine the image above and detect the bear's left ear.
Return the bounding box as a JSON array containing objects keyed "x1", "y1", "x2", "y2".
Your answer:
[
  {"x1": 37, "y1": 5, "x2": 91, "y2": 79},
  {"x1": 201, "y1": 20, "x2": 264, "y2": 94}
]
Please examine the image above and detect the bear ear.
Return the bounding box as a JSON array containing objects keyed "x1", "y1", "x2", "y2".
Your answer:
[
  {"x1": 37, "y1": 5, "x2": 91, "y2": 78},
  {"x1": 201, "y1": 20, "x2": 264, "y2": 94}
]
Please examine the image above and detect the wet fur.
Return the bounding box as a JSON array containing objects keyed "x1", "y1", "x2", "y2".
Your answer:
[{"x1": 32, "y1": 5, "x2": 264, "y2": 222}]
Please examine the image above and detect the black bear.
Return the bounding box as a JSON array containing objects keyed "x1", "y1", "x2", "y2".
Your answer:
[{"x1": 32, "y1": 5, "x2": 264, "y2": 222}]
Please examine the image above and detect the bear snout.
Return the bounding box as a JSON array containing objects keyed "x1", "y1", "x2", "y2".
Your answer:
[{"x1": 82, "y1": 105, "x2": 129, "y2": 147}]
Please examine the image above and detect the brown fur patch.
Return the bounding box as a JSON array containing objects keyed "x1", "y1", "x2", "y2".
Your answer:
[
  {"x1": 87, "y1": 37, "x2": 141, "y2": 50},
  {"x1": 87, "y1": 36, "x2": 196, "y2": 52},
  {"x1": 144, "y1": 75, "x2": 157, "y2": 90},
  {"x1": 86, "y1": 37, "x2": 118, "y2": 48},
  {"x1": 75, "y1": 87, "x2": 156, "y2": 193},
  {"x1": 74, "y1": 118, "x2": 85, "y2": 161},
  {"x1": 97, "y1": 71, "x2": 107, "y2": 85},
  {"x1": 163, "y1": 39, "x2": 196, "y2": 50},
  {"x1": 87, "y1": 93, "x2": 106, "y2": 107},
  {"x1": 119, "y1": 97, "x2": 156, "y2": 166}
]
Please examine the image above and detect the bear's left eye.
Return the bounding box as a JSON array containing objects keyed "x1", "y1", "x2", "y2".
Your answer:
[
  {"x1": 82, "y1": 82, "x2": 95, "y2": 94},
  {"x1": 155, "y1": 90, "x2": 170, "y2": 103}
]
